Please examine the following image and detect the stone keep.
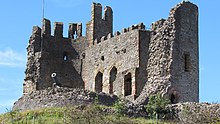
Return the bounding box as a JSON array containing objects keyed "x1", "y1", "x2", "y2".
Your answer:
[{"x1": 23, "y1": 1, "x2": 199, "y2": 104}]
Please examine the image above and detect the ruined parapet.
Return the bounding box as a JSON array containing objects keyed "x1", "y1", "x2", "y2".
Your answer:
[
  {"x1": 93, "y1": 23, "x2": 146, "y2": 45},
  {"x1": 42, "y1": 18, "x2": 51, "y2": 38},
  {"x1": 54, "y1": 22, "x2": 63, "y2": 38},
  {"x1": 23, "y1": 26, "x2": 42, "y2": 95},
  {"x1": 86, "y1": 3, "x2": 113, "y2": 46},
  {"x1": 28, "y1": 26, "x2": 42, "y2": 53},
  {"x1": 68, "y1": 23, "x2": 82, "y2": 39}
]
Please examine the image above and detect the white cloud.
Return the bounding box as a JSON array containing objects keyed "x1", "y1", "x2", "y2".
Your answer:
[{"x1": 0, "y1": 49, "x2": 26, "y2": 68}]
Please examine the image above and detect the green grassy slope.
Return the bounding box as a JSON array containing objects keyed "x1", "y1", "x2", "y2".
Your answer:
[{"x1": 0, "y1": 105, "x2": 172, "y2": 124}]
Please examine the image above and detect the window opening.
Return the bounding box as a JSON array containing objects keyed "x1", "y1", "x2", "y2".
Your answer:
[
  {"x1": 109, "y1": 67, "x2": 117, "y2": 94},
  {"x1": 95, "y1": 72, "x2": 103, "y2": 93},
  {"x1": 101, "y1": 56, "x2": 104, "y2": 61},
  {"x1": 184, "y1": 53, "x2": 190, "y2": 72},
  {"x1": 124, "y1": 73, "x2": 132, "y2": 96},
  {"x1": 63, "y1": 52, "x2": 68, "y2": 61}
]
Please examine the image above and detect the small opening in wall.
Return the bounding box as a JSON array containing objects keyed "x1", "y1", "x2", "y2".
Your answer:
[
  {"x1": 81, "y1": 53, "x2": 85, "y2": 59},
  {"x1": 122, "y1": 49, "x2": 126, "y2": 53},
  {"x1": 101, "y1": 56, "x2": 104, "y2": 61},
  {"x1": 74, "y1": 31, "x2": 77, "y2": 39},
  {"x1": 184, "y1": 53, "x2": 190, "y2": 72},
  {"x1": 63, "y1": 52, "x2": 68, "y2": 61},
  {"x1": 170, "y1": 93, "x2": 175, "y2": 104}
]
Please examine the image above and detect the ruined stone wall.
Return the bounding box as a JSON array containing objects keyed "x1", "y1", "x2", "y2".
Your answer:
[
  {"x1": 135, "y1": 1, "x2": 199, "y2": 104},
  {"x1": 170, "y1": 2, "x2": 199, "y2": 102},
  {"x1": 86, "y1": 3, "x2": 113, "y2": 46},
  {"x1": 23, "y1": 19, "x2": 86, "y2": 94},
  {"x1": 23, "y1": 2, "x2": 199, "y2": 104},
  {"x1": 83, "y1": 26, "x2": 149, "y2": 98}
]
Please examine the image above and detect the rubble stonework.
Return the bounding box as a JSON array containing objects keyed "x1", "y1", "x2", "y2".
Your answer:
[{"x1": 23, "y1": 1, "x2": 199, "y2": 104}]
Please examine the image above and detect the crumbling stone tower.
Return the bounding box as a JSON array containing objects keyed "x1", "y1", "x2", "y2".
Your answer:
[{"x1": 23, "y1": 1, "x2": 199, "y2": 104}]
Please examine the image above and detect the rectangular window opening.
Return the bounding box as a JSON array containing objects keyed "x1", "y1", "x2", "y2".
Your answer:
[{"x1": 184, "y1": 54, "x2": 190, "y2": 72}]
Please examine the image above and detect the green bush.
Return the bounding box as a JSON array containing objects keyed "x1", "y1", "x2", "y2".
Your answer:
[
  {"x1": 113, "y1": 99, "x2": 126, "y2": 115},
  {"x1": 145, "y1": 94, "x2": 170, "y2": 119}
]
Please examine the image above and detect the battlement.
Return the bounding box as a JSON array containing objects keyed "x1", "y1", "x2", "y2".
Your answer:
[
  {"x1": 93, "y1": 23, "x2": 146, "y2": 45},
  {"x1": 86, "y1": 2, "x2": 113, "y2": 46},
  {"x1": 40, "y1": 18, "x2": 83, "y2": 40},
  {"x1": 24, "y1": 2, "x2": 199, "y2": 104}
]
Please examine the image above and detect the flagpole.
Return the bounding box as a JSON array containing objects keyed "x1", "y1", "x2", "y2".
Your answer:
[
  {"x1": 41, "y1": 0, "x2": 45, "y2": 52},
  {"x1": 42, "y1": 0, "x2": 45, "y2": 19}
]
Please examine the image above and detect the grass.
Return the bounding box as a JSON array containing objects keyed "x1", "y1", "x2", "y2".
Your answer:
[{"x1": 0, "y1": 105, "x2": 173, "y2": 124}]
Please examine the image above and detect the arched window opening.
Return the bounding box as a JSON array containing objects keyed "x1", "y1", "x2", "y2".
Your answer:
[
  {"x1": 109, "y1": 66, "x2": 117, "y2": 94},
  {"x1": 170, "y1": 91, "x2": 179, "y2": 104},
  {"x1": 95, "y1": 71, "x2": 103, "y2": 93},
  {"x1": 124, "y1": 73, "x2": 132, "y2": 96}
]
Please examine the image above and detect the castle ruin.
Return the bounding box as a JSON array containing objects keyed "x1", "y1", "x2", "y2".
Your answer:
[{"x1": 23, "y1": 1, "x2": 199, "y2": 104}]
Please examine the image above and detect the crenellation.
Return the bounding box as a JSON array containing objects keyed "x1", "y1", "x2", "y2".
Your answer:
[
  {"x1": 77, "y1": 23, "x2": 82, "y2": 37},
  {"x1": 101, "y1": 36, "x2": 106, "y2": 42},
  {"x1": 122, "y1": 28, "x2": 128, "y2": 33},
  {"x1": 107, "y1": 33, "x2": 113, "y2": 39},
  {"x1": 23, "y1": 2, "x2": 199, "y2": 105},
  {"x1": 54, "y1": 22, "x2": 63, "y2": 38},
  {"x1": 42, "y1": 18, "x2": 51, "y2": 37},
  {"x1": 68, "y1": 23, "x2": 77, "y2": 39},
  {"x1": 114, "y1": 31, "x2": 120, "y2": 36},
  {"x1": 32, "y1": 26, "x2": 41, "y2": 35},
  {"x1": 92, "y1": 2, "x2": 102, "y2": 20}
]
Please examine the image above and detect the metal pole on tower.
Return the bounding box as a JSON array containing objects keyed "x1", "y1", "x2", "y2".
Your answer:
[
  {"x1": 42, "y1": 0, "x2": 45, "y2": 19},
  {"x1": 41, "y1": 0, "x2": 45, "y2": 52}
]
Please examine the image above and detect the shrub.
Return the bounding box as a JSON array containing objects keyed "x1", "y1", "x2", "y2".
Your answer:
[
  {"x1": 145, "y1": 94, "x2": 170, "y2": 119},
  {"x1": 113, "y1": 99, "x2": 126, "y2": 115}
]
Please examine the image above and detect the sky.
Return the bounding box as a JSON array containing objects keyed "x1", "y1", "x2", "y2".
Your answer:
[{"x1": 0, "y1": 0, "x2": 219, "y2": 114}]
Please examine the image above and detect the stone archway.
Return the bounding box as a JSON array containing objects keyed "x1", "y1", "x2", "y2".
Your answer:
[
  {"x1": 109, "y1": 66, "x2": 117, "y2": 94},
  {"x1": 95, "y1": 71, "x2": 103, "y2": 93}
]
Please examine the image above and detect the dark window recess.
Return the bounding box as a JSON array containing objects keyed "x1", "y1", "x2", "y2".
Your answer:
[
  {"x1": 95, "y1": 72, "x2": 103, "y2": 93},
  {"x1": 101, "y1": 56, "x2": 104, "y2": 61},
  {"x1": 124, "y1": 73, "x2": 132, "y2": 96},
  {"x1": 170, "y1": 93, "x2": 175, "y2": 104},
  {"x1": 109, "y1": 66, "x2": 117, "y2": 94},
  {"x1": 184, "y1": 54, "x2": 190, "y2": 72}
]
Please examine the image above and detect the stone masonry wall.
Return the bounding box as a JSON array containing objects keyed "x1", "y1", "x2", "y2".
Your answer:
[
  {"x1": 170, "y1": 2, "x2": 199, "y2": 102},
  {"x1": 86, "y1": 3, "x2": 113, "y2": 46},
  {"x1": 83, "y1": 26, "x2": 150, "y2": 98},
  {"x1": 23, "y1": 19, "x2": 87, "y2": 94},
  {"x1": 135, "y1": 1, "x2": 199, "y2": 104},
  {"x1": 23, "y1": 2, "x2": 199, "y2": 104}
]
